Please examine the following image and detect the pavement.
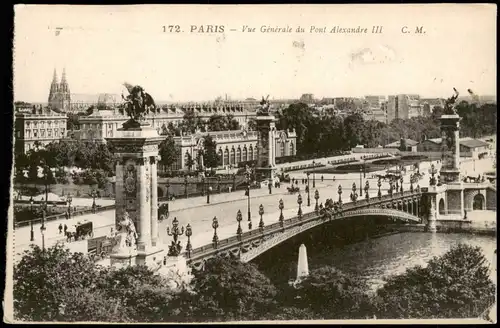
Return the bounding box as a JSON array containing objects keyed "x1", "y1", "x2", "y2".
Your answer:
[{"x1": 13, "y1": 155, "x2": 495, "y2": 263}]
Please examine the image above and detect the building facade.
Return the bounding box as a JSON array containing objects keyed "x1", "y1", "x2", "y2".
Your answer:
[
  {"x1": 48, "y1": 68, "x2": 71, "y2": 112},
  {"x1": 76, "y1": 101, "x2": 258, "y2": 142},
  {"x1": 15, "y1": 106, "x2": 68, "y2": 154},
  {"x1": 417, "y1": 137, "x2": 490, "y2": 159},
  {"x1": 168, "y1": 129, "x2": 297, "y2": 171}
]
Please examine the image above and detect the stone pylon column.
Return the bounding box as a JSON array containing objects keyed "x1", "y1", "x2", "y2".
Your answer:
[
  {"x1": 107, "y1": 122, "x2": 164, "y2": 266},
  {"x1": 427, "y1": 193, "x2": 438, "y2": 232},
  {"x1": 150, "y1": 155, "x2": 159, "y2": 247}
]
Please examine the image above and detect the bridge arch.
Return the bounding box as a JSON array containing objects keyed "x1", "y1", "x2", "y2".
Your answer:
[
  {"x1": 439, "y1": 198, "x2": 445, "y2": 215},
  {"x1": 473, "y1": 194, "x2": 485, "y2": 210}
]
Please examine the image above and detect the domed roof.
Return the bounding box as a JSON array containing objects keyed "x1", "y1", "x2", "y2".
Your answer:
[{"x1": 97, "y1": 93, "x2": 117, "y2": 109}]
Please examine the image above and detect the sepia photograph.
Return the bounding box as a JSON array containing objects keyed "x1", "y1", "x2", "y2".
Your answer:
[{"x1": 6, "y1": 4, "x2": 497, "y2": 324}]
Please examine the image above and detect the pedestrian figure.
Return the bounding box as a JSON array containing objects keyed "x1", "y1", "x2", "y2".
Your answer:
[
  {"x1": 65, "y1": 211, "x2": 69, "y2": 220},
  {"x1": 58, "y1": 224, "x2": 63, "y2": 234},
  {"x1": 64, "y1": 224, "x2": 68, "y2": 235},
  {"x1": 321, "y1": 175, "x2": 324, "y2": 182}
]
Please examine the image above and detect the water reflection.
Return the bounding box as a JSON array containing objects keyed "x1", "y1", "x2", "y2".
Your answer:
[{"x1": 274, "y1": 232, "x2": 496, "y2": 292}]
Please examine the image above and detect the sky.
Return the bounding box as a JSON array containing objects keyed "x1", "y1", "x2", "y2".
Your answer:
[{"x1": 13, "y1": 4, "x2": 497, "y2": 102}]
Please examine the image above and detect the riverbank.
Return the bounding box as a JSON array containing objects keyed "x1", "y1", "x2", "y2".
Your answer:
[{"x1": 392, "y1": 221, "x2": 496, "y2": 236}]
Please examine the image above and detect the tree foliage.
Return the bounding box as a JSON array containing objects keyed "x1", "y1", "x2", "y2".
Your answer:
[
  {"x1": 375, "y1": 243, "x2": 496, "y2": 319},
  {"x1": 185, "y1": 256, "x2": 277, "y2": 322},
  {"x1": 207, "y1": 114, "x2": 241, "y2": 132},
  {"x1": 293, "y1": 266, "x2": 374, "y2": 319},
  {"x1": 202, "y1": 135, "x2": 220, "y2": 169},
  {"x1": 158, "y1": 135, "x2": 178, "y2": 169}
]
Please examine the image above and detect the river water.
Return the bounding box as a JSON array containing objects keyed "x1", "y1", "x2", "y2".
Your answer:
[{"x1": 257, "y1": 231, "x2": 497, "y2": 292}]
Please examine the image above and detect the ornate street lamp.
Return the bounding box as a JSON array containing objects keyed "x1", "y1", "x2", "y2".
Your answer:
[
  {"x1": 400, "y1": 176, "x2": 404, "y2": 193},
  {"x1": 359, "y1": 167, "x2": 363, "y2": 197},
  {"x1": 67, "y1": 194, "x2": 73, "y2": 220},
  {"x1": 91, "y1": 189, "x2": 97, "y2": 213},
  {"x1": 184, "y1": 176, "x2": 188, "y2": 198},
  {"x1": 388, "y1": 180, "x2": 394, "y2": 196},
  {"x1": 377, "y1": 178, "x2": 382, "y2": 199},
  {"x1": 306, "y1": 173, "x2": 311, "y2": 207},
  {"x1": 207, "y1": 186, "x2": 212, "y2": 204},
  {"x1": 236, "y1": 209, "x2": 243, "y2": 240},
  {"x1": 212, "y1": 216, "x2": 219, "y2": 248},
  {"x1": 185, "y1": 224, "x2": 193, "y2": 258},
  {"x1": 429, "y1": 164, "x2": 437, "y2": 186},
  {"x1": 40, "y1": 209, "x2": 46, "y2": 251},
  {"x1": 245, "y1": 167, "x2": 252, "y2": 225},
  {"x1": 364, "y1": 181, "x2": 370, "y2": 200},
  {"x1": 297, "y1": 194, "x2": 303, "y2": 219},
  {"x1": 166, "y1": 217, "x2": 185, "y2": 256},
  {"x1": 312, "y1": 160, "x2": 316, "y2": 188},
  {"x1": 166, "y1": 179, "x2": 171, "y2": 201},
  {"x1": 258, "y1": 204, "x2": 265, "y2": 232},
  {"x1": 338, "y1": 185, "x2": 343, "y2": 204},
  {"x1": 351, "y1": 182, "x2": 358, "y2": 202},
  {"x1": 278, "y1": 199, "x2": 284, "y2": 227},
  {"x1": 29, "y1": 196, "x2": 34, "y2": 242},
  {"x1": 314, "y1": 189, "x2": 320, "y2": 213}
]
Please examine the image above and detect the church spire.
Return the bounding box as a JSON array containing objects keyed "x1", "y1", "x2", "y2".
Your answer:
[
  {"x1": 61, "y1": 67, "x2": 67, "y2": 84},
  {"x1": 51, "y1": 68, "x2": 58, "y2": 85}
]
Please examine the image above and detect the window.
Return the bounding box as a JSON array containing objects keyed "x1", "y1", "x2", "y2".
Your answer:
[
  {"x1": 218, "y1": 149, "x2": 223, "y2": 166},
  {"x1": 280, "y1": 142, "x2": 285, "y2": 157},
  {"x1": 25, "y1": 130, "x2": 30, "y2": 138},
  {"x1": 33, "y1": 130, "x2": 38, "y2": 138},
  {"x1": 41, "y1": 130, "x2": 45, "y2": 137},
  {"x1": 289, "y1": 142, "x2": 294, "y2": 155},
  {"x1": 242, "y1": 146, "x2": 247, "y2": 161},
  {"x1": 55, "y1": 128, "x2": 58, "y2": 136},
  {"x1": 230, "y1": 148, "x2": 235, "y2": 165},
  {"x1": 16, "y1": 131, "x2": 20, "y2": 138},
  {"x1": 249, "y1": 146, "x2": 254, "y2": 161},
  {"x1": 48, "y1": 129, "x2": 52, "y2": 137},
  {"x1": 61, "y1": 128, "x2": 65, "y2": 136},
  {"x1": 236, "y1": 147, "x2": 242, "y2": 163},
  {"x1": 223, "y1": 148, "x2": 229, "y2": 165}
]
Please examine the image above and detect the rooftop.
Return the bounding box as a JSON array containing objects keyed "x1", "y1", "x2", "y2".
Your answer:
[
  {"x1": 385, "y1": 139, "x2": 419, "y2": 148},
  {"x1": 424, "y1": 137, "x2": 490, "y2": 148}
]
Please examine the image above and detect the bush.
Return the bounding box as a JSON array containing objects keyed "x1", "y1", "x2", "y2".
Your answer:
[
  {"x1": 293, "y1": 266, "x2": 374, "y2": 319},
  {"x1": 375, "y1": 243, "x2": 496, "y2": 319}
]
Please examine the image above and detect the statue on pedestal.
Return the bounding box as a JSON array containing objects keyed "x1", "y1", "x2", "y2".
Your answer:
[
  {"x1": 121, "y1": 82, "x2": 157, "y2": 125},
  {"x1": 443, "y1": 88, "x2": 460, "y2": 115},
  {"x1": 257, "y1": 95, "x2": 270, "y2": 116},
  {"x1": 112, "y1": 211, "x2": 138, "y2": 253}
]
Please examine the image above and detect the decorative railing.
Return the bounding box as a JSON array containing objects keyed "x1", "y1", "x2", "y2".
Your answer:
[
  {"x1": 186, "y1": 189, "x2": 422, "y2": 262},
  {"x1": 14, "y1": 205, "x2": 115, "y2": 228}
]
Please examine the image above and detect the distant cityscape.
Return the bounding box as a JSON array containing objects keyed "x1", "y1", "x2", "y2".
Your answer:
[{"x1": 14, "y1": 67, "x2": 497, "y2": 157}]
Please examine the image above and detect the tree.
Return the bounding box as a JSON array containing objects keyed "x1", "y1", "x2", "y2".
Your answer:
[
  {"x1": 399, "y1": 138, "x2": 407, "y2": 151},
  {"x1": 186, "y1": 256, "x2": 277, "y2": 322},
  {"x1": 293, "y1": 266, "x2": 374, "y2": 319},
  {"x1": 375, "y1": 243, "x2": 496, "y2": 319},
  {"x1": 202, "y1": 135, "x2": 219, "y2": 169},
  {"x1": 207, "y1": 114, "x2": 227, "y2": 132},
  {"x1": 225, "y1": 114, "x2": 240, "y2": 130},
  {"x1": 185, "y1": 153, "x2": 195, "y2": 171},
  {"x1": 158, "y1": 135, "x2": 178, "y2": 169},
  {"x1": 343, "y1": 113, "x2": 365, "y2": 148},
  {"x1": 13, "y1": 244, "x2": 102, "y2": 321},
  {"x1": 247, "y1": 118, "x2": 257, "y2": 131}
]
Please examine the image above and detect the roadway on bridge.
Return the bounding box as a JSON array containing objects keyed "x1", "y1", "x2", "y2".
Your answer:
[{"x1": 13, "y1": 156, "x2": 494, "y2": 262}]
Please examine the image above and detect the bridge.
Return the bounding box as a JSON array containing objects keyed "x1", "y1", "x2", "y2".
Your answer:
[{"x1": 184, "y1": 188, "x2": 423, "y2": 271}]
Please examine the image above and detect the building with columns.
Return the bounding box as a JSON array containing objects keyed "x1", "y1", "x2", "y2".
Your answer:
[
  {"x1": 75, "y1": 100, "x2": 259, "y2": 142},
  {"x1": 168, "y1": 129, "x2": 297, "y2": 171},
  {"x1": 14, "y1": 105, "x2": 68, "y2": 154}
]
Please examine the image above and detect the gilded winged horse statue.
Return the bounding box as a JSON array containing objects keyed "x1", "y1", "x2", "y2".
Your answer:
[{"x1": 122, "y1": 82, "x2": 157, "y2": 123}]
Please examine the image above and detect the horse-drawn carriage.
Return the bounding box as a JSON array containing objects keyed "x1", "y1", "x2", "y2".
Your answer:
[
  {"x1": 287, "y1": 185, "x2": 300, "y2": 194},
  {"x1": 66, "y1": 220, "x2": 94, "y2": 242},
  {"x1": 158, "y1": 203, "x2": 170, "y2": 222}
]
